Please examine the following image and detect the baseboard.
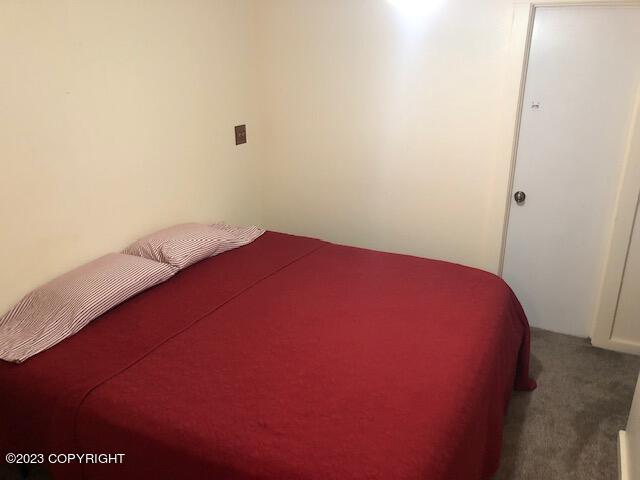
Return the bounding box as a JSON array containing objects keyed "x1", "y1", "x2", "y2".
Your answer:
[
  {"x1": 591, "y1": 337, "x2": 640, "y2": 356},
  {"x1": 620, "y1": 430, "x2": 630, "y2": 480}
]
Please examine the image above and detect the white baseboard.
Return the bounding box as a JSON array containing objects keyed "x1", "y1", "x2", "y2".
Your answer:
[
  {"x1": 620, "y1": 430, "x2": 630, "y2": 480},
  {"x1": 592, "y1": 337, "x2": 640, "y2": 356}
]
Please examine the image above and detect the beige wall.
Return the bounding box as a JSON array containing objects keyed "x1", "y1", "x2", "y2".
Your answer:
[
  {"x1": 0, "y1": 0, "x2": 537, "y2": 314},
  {"x1": 254, "y1": 0, "x2": 530, "y2": 272},
  {"x1": 0, "y1": 0, "x2": 263, "y2": 314}
]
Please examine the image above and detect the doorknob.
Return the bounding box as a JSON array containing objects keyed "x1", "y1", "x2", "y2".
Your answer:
[{"x1": 514, "y1": 191, "x2": 526, "y2": 205}]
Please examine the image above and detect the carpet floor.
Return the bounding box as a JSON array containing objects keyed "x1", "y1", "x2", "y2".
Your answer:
[
  {"x1": 493, "y1": 327, "x2": 640, "y2": 479},
  {"x1": 2, "y1": 328, "x2": 638, "y2": 480}
]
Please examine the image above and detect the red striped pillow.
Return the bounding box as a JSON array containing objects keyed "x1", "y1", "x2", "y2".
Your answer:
[
  {"x1": 0, "y1": 254, "x2": 176, "y2": 363},
  {"x1": 122, "y1": 223, "x2": 265, "y2": 270}
]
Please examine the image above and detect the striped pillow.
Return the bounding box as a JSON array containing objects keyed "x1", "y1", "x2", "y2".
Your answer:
[
  {"x1": 0, "y1": 254, "x2": 176, "y2": 363},
  {"x1": 122, "y1": 223, "x2": 265, "y2": 270}
]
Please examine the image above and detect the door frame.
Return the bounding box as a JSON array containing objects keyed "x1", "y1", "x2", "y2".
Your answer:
[
  {"x1": 591, "y1": 91, "x2": 640, "y2": 354},
  {"x1": 498, "y1": 0, "x2": 640, "y2": 350}
]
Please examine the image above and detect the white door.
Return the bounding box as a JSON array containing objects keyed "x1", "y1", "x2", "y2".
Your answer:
[{"x1": 502, "y1": 6, "x2": 640, "y2": 337}]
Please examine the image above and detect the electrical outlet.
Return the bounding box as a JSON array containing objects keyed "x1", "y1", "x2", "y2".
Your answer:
[{"x1": 235, "y1": 125, "x2": 247, "y2": 145}]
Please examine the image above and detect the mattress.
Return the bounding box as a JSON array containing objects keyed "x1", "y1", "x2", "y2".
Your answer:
[{"x1": 0, "y1": 232, "x2": 535, "y2": 479}]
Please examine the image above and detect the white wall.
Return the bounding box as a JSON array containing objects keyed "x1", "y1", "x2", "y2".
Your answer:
[
  {"x1": 0, "y1": 0, "x2": 554, "y2": 315},
  {"x1": 254, "y1": 0, "x2": 530, "y2": 272},
  {"x1": 0, "y1": 0, "x2": 264, "y2": 314},
  {"x1": 621, "y1": 374, "x2": 640, "y2": 480}
]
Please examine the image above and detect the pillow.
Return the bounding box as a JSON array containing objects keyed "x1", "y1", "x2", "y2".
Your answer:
[
  {"x1": 122, "y1": 222, "x2": 265, "y2": 270},
  {"x1": 0, "y1": 253, "x2": 175, "y2": 363}
]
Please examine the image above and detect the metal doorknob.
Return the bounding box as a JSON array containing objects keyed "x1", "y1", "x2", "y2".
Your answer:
[{"x1": 514, "y1": 191, "x2": 526, "y2": 204}]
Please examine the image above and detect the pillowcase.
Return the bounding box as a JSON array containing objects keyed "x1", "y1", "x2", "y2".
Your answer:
[
  {"x1": 122, "y1": 222, "x2": 265, "y2": 270},
  {"x1": 0, "y1": 253, "x2": 175, "y2": 363}
]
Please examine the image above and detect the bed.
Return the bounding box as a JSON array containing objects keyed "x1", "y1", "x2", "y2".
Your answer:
[{"x1": 0, "y1": 231, "x2": 535, "y2": 480}]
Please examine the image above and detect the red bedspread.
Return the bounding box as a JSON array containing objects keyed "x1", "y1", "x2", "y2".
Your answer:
[{"x1": 0, "y1": 232, "x2": 535, "y2": 480}]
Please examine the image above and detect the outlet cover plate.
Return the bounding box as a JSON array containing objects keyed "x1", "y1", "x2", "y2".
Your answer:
[{"x1": 235, "y1": 125, "x2": 247, "y2": 145}]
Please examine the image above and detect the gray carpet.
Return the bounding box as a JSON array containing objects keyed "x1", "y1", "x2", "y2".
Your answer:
[
  {"x1": 2, "y1": 328, "x2": 638, "y2": 480},
  {"x1": 494, "y1": 328, "x2": 640, "y2": 479}
]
